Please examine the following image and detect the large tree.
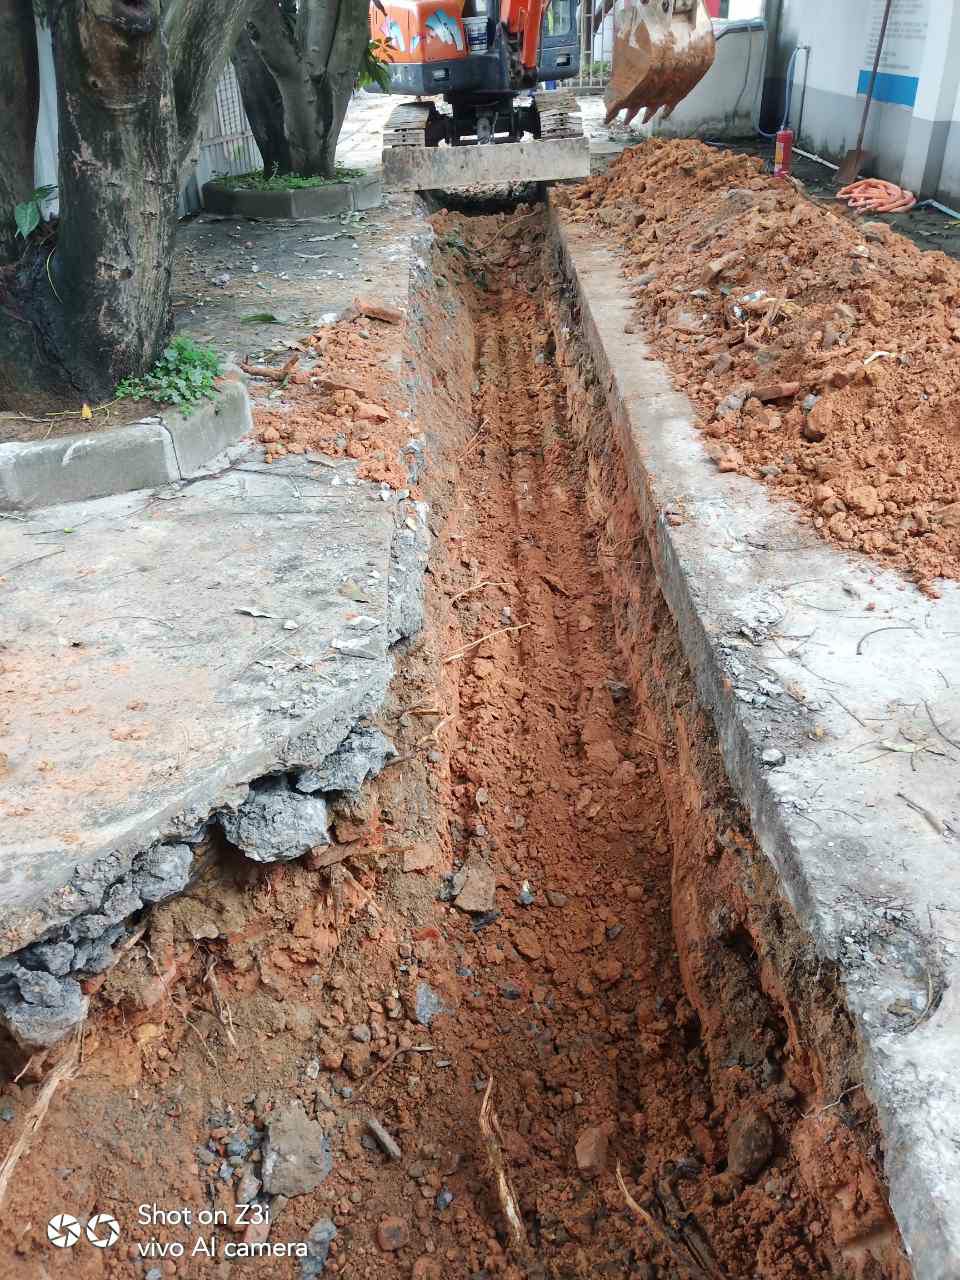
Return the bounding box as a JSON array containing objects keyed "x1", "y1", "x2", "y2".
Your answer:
[
  {"x1": 0, "y1": 0, "x2": 252, "y2": 407},
  {"x1": 238, "y1": 0, "x2": 372, "y2": 179}
]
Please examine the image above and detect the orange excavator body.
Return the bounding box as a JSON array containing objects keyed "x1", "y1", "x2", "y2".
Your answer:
[{"x1": 370, "y1": 0, "x2": 717, "y2": 190}]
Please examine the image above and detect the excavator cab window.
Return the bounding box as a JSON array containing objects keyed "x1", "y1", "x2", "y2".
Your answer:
[{"x1": 542, "y1": 0, "x2": 575, "y2": 40}]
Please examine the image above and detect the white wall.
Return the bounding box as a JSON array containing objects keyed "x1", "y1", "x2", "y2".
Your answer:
[
  {"x1": 774, "y1": 0, "x2": 960, "y2": 204},
  {"x1": 643, "y1": 20, "x2": 767, "y2": 141}
]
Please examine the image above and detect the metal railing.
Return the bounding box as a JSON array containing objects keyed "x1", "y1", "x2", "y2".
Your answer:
[
  {"x1": 197, "y1": 65, "x2": 262, "y2": 182},
  {"x1": 572, "y1": 0, "x2": 615, "y2": 92}
]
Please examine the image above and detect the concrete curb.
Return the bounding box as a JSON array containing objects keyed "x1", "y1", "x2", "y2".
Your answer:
[
  {"x1": 0, "y1": 379, "x2": 252, "y2": 512},
  {"x1": 550, "y1": 203, "x2": 960, "y2": 1279},
  {"x1": 201, "y1": 173, "x2": 382, "y2": 219}
]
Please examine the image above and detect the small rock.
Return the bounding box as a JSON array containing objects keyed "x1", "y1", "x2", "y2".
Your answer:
[
  {"x1": 802, "y1": 397, "x2": 832, "y2": 442},
  {"x1": 302, "y1": 1218, "x2": 337, "y2": 1278},
  {"x1": 261, "y1": 1102, "x2": 333, "y2": 1197},
  {"x1": 727, "y1": 1108, "x2": 775, "y2": 1180},
  {"x1": 575, "y1": 1121, "x2": 614, "y2": 1178},
  {"x1": 435, "y1": 1188, "x2": 454, "y2": 1210},
  {"x1": 341, "y1": 1043, "x2": 371, "y2": 1079},
  {"x1": 453, "y1": 856, "x2": 496, "y2": 914},
  {"x1": 414, "y1": 980, "x2": 446, "y2": 1027},
  {"x1": 545, "y1": 890, "x2": 567, "y2": 908},
  {"x1": 514, "y1": 928, "x2": 542, "y2": 961},
  {"x1": 237, "y1": 1169, "x2": 262, "y2": 1204},
  {"x1": 350, "y1": 1023, "x2": 372, "y2": 1044},
  {"x1": 517, "y1": 880, "x2": 535, "y2": 907},
  {"x1": 761, "y1": 748, "x2": 786, "y2": 768},
  {"x1": 376, "y1": 1215, "x2": 409, "y2": 1252},
  {"x1": 0, "y1": 1105, "x2": 14, "y2": 1122}
]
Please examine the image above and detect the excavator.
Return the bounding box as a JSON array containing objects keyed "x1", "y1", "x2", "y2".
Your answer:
[{"x1": 369, "y1": 0, "x2": 717, "y2": 191}]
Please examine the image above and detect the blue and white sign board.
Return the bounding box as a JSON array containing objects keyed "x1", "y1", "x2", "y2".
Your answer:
[{"x1": 858, "y1": 0, "x2": 929, "y2": 108}]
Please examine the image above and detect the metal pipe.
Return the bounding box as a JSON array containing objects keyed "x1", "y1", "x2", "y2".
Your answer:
[
  {"x1": 793, "y1": 145, "x2": 838, "y2": 170},
  {"x1": 714, "y1": 18, "x2": 766, "y2": 40},
  {"x1": 918, "y1": 198, "x2": 960, "y2": 220}
]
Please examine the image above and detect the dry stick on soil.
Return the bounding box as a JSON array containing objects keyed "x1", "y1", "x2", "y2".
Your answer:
[
  {"x1": 0, "y1": 1035, "x2": 82, "y2": 1215},
  {"x1": 365, "y1": 1113, "x2": 403, "y2": 1161},
  {"x1": 896, "y1": 790, "x2": 948, "y2": 836},
  {"x1": 349, "y1": 1044, "x2": 434, "y2": 1101},
  {"x1": 204, "y1": 957, "x2": 239, "y2": 1053},
  {"x1": 615, "y1": 1164, "x2": 723, "y2": 1280},
  {"x1": 855, "y1": 625, "x2": 918, "y2": 656},
  {"x1": 479, "y1": 1077, "x2": 529, "y2": 1261},
  {"x1": 443, "y1": 623, "x2": 531, "y2": 664},
  {"x1": 924, "y1": 699, "x2": 960, "y2": 752},
  {"x1": 449, "y1": 579, "x2": 510, "y2": 604}
]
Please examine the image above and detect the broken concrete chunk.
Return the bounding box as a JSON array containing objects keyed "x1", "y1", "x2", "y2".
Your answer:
[
  {"x1": 134, "y1": 843, "x2": 193, "y2": 903},
  {"x1": 23, "y1": 941, "x2": 75, "y2": 977},
  {"x1": 71, "y1": 923, "x2": 125, "y2": 975},
  {"x1": 0, "y1": 973, "x2": 88, "y2": 1051},
  {"x1": 295, "y1": 727, "x2": 397, "y2": 796},
  {"x1": 414, "y1": 980, "x2": 447, "y2": 1027},
  {"x1": 261, "y1": 1101, "x2": 334, "y2": 1197},
  {"x1": 99, "y1": 880, "x2": 144, "y2": 925},
  {"x1": 220, "y1": 779, "x2": 330, "y2": 863},
  {"x1": 13, "y1": 966, "x2": 67, "y2": 1007}
]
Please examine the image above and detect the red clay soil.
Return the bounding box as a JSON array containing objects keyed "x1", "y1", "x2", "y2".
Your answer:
[
  {"x1": 0, "y1": 213, "x2": 907, "y2": 1280},
  {"x1": 556, "y1": 139, "x2": 960, "y2": 595},
  {"x1": 245, "y1": 304, "x2": 413, "y2": 491}
]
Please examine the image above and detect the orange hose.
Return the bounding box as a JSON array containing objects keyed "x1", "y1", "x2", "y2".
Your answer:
[{"x1": 836, "y1": 178, "x2": 916, "y2": 214}]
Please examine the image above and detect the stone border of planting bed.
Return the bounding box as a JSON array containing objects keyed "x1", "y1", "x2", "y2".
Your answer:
[
  {"x1": 201, "y1": 172, "x2": 382, "y2": 219},
  {"x1": 0, "y1": 376, "x2": 252, "y2": 511}
]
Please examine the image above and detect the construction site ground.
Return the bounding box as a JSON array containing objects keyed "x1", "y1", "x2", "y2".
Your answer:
[{"x1": 2, "y1": 107, "x2": 960, "y2": 1280}]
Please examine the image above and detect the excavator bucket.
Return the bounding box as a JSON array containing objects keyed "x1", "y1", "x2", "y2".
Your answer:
[{"x1": 605, "y1": 0, "x2": 716, "y2": 126}]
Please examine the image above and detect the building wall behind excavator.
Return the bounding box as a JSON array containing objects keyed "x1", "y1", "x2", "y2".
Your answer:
[{"x1": 768, "y1": 0, "x2": 960, "y2": 208}]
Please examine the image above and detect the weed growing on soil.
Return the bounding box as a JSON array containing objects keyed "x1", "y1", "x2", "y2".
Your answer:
[
  {"x1": 116, "y1": 337, "x2": 221, "y2": 413},
  {"x1": 212, "y1": 166, "x2": 363, "y2": 191}
]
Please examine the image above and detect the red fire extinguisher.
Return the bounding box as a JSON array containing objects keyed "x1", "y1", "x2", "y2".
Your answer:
[{"x1": 774, "y1": 128, "x2": 794, "y2": 178}]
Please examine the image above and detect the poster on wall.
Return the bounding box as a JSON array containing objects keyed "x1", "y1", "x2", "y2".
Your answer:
[{"x1": 859, "y1": 0, "x2": 929, "y2": 108}]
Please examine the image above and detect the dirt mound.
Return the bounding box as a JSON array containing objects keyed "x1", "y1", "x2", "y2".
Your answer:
[
  {"x1": 557, "y1": 138, "x2": 960, "y2": 594},
  {"x1": 246, "y1": 303, "x2": 412, "y2": 490}
]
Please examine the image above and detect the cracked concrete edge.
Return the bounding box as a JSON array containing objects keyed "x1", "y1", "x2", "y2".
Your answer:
[
  {"x1": 0, "y1": 378, "x2": 252, "y2": 512},
  {"x1": 0, "y1": 218, "x2": 431, "y2": 1053},
  {"x1": 549, "y1": 205, "x2": 960, "y2": 1278}
]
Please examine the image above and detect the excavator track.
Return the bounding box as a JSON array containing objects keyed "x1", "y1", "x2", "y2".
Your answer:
[
  {"x1": 383, "y1": 101, "x2": 436, "y2": 150},
  {"x1": 381, "y1": 96, "x2": 588, "y2": 192},
  {"x1": 533, "y1": 89, "x2": 584, "y2": 141}
]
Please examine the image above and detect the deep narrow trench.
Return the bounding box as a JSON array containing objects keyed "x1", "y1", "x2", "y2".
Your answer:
[
  {"x1": 414, "y1": 204, "x2": 911, "y2": 1280},
  {"x1": 0, "y1": 205, "x2": 912, "y2": 1280}
]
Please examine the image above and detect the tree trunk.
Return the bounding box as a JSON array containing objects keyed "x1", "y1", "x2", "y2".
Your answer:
[
  {"x1": 233, "y1": 27, "x2": 291, "y2": 177},
  {"x1": 22, "y1": 0, "x2": 181, "y2": 401},
  {"x1": 250, "y1": 0, "x2": 369, "y2": 178},
  {"x1": 0, "y1": 0, "x2": 39, "y2": 264},
  {"x1": 0, "y1": 0, "x2": 256, "y2": 408},
  {"x1": 309, "y1": 0, "x2": 370, "y2": 177}
]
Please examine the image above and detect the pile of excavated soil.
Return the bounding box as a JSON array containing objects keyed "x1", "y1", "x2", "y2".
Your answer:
[
  {"x1": 557, "y1": 139, "x2": 960, "y2": 594},
  {"x1": 246, "y1": 304, "x2": 413, "y2": 490}
]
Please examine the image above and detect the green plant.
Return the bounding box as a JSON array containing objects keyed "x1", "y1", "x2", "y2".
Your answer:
[
  {"x1": 14, "y1": 185, "x2": 57, "y2": 239},
  {"x1": 359, "y1": 36, "x2": 394, "y2": 93},
  {"x1": 116, "y1": 336, "x2": 221, "y2": 412},
  {"x1": 211, "y1": 166, "x2": 363, "y2": 191}
]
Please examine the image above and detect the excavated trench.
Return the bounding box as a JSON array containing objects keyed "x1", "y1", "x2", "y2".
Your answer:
[{"x1": 0, "y1": 206, "x2": 911, "y2": 1280}]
